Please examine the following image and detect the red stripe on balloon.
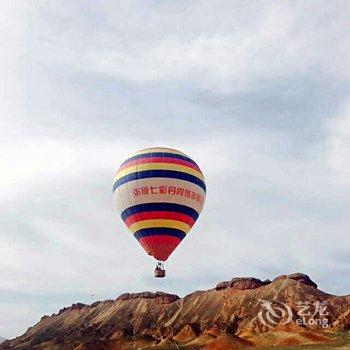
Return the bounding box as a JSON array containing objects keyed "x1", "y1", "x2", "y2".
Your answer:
[
  {"x1": 124, "y1": 211, "x2": 195, "y2": 227},
  {"x1": 118, "y1": 156, "x2": 201, "y2": 172},
  {"x1": 137, "y1": 235, "x2": 182, "y2": 262}
]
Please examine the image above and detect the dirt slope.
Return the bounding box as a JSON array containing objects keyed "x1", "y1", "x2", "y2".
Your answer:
[{"x1": 2, "y1": 273, "x2": 350, "y2": 349}]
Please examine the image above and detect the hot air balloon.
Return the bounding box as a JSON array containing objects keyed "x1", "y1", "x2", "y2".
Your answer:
[{"x1": 113, "y1": 147, "x2": 206, "y2": 277}]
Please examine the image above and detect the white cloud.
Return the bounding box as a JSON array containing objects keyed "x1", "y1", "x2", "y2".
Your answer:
[
  {"x1": 78, "y1": 2, "x2": 350, "y2": 92},
  {"x1": 1, "y1": 0, "x2": 350, "y2": 340},
  {"x1": 326, "y1": 101, "x2": 350, "y2": 186},
  {"x1": 23, "y1": 1, "x2": 350, "y2": 93}
]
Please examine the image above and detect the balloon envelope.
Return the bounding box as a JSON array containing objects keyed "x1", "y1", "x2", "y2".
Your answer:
[{"x1": 113, "y1": 147, "x2": 206, "y2": 261}]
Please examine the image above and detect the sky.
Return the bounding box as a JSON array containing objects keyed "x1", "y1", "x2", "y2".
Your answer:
[{"x1": 1, "y1": 0, "x2": 350, "y2": 339}]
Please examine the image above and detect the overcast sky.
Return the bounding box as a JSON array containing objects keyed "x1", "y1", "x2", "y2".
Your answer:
[{"x1": 1, "y1": 0, "x2": 350, "y2": 339}]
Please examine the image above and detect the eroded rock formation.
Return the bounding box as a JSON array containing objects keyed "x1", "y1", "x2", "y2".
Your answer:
[{"x1": 2, "y1": 273, "x2": 350, "y2": 349}]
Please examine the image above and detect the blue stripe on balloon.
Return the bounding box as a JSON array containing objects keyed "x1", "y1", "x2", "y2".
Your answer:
[
  {"x1": 113, "y1": 170, "x2": 206, "y2": 193},
  {"x1": 134, "y1": 227, "x2": 186, "y2": 240},
  {"x1": 121, "y1": 203, "x2": 199, "y2": 221},
  {"x1": 122, "y1": 152, "x2": 197, "y2": 166}
]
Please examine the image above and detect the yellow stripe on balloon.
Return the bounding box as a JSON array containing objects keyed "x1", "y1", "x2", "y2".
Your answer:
[
  {"x1": 114, "y1": 163, "x2": 204, "y2": 182},
  {"x1": 128, "y1": 219, "x2": 191, "y2": 234}
]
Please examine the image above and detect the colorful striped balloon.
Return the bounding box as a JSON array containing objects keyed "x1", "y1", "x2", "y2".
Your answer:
[{"x1": 113, "y1": 147, "x2": 206, "y2": 262}]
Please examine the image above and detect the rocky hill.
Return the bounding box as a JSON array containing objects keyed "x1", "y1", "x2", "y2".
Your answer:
[{"x1": 2, "y1": 273, "x2": 350, "y2": 349}]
